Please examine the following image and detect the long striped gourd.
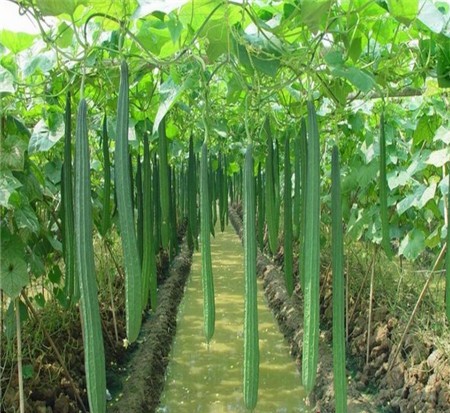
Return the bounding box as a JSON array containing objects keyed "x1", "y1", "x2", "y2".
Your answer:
[
  {"x1": 243, "y1": 143, "x2": 259, "y2": 410},
  {"x1": 62, "y1": 91, "x2": 78, "y2": 303},
  {"x1": 169, "y1": 166, "x2": 178, "y2": 260},
  {"x1": 283, "y1": 133, "x2": 294, "y2": 296},
  {"x1": 74, "y1": 99, "x2": 106, "y2": 413},
  {"x1": 379, "y1": 113, "x2": 392, "y2": 258},
  {"x1": 264, "y1": 118, "x2": 278, "y2": 255},
  {"x1": 200, "y1": 141, "x2": 215, "y2": 343},
  {"x1": 302, "y1": 100, "x2": 321, "y2": 394},
  {"x1": 209, "y1": 155, "x2": 216, "y2": 237},
  {"x1": 100, "y1": 113, "x2": 111, "y2": 238},
  {"x1": 114, "y1": 61, "x2": 142, "y2": 343},
  {"x1": 446, "y1": 171, "x2": 450, "y2": 321},
  {"x1": 331, "y1": 145, "x2": 347, "y2": 413},
  {"x1": 218, "y1": 154, "x2": 226, "y2": 232},
  {"x1": 187, "y1": 136, "x2": 198, "y2": 250},
  {"x1": 153, "y1": 155, "x2": 162, "y2": 251},
  {"x1": 299, "y1": 118, "x2": 308, "y2": 289},
  {"x1": 158, "y1": 117, "x2": 171, "y2": 251},
  {"x1": 273, "y1": 138, "x2": 281, "y2": 240},
  {"x1": 257, "y1": 162, "x2": 265, "y2": 252},
  {"x1": 136, "y1": 155, "x2": 144, "y2": 265},
  {"x1": 142, "y1": 132, "x2": 157, "y2": 311}
]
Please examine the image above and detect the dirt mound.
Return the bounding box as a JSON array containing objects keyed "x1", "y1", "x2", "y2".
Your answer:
[{"x1": 108, "y1": 241, "x2": 193, "y2": 413}]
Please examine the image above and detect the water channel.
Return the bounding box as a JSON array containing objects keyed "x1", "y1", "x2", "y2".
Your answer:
[{"x1": 157, "y1": 224, "x2": 308, "y2": 412}]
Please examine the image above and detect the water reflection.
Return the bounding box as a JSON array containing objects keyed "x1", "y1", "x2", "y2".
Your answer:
[{"x1": 158, "y1": 226, "x2": 308, "y2": 413}]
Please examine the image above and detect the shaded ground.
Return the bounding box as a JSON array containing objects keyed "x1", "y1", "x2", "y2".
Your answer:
[{"x1": 229, "y1": 205, "x2": 450, "y2": 413}]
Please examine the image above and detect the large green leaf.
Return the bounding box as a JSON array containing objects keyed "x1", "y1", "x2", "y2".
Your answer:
[
  {"x1": 300, "y1": 0, "x2": 331, "y2": 32},
  {"x1": 0, "y1": 238, "x2": 28, "y2": 298},
  {"x1": 425, "y1": 147, "x2": 450, "y2": 167},
  {"x1": 399, "y1": 228, "x2": 425, "y2": 260},
  {"x1": 0, "y1": 30, "x2": 36, "y2": 54},
  {"x1": 0, "y1": 172, "x2": 22, "y2": 208},
  {"x1": 29, "y1": 118, "x2": 65, "y2": 154},
  {"x1": 133, "y1": 0, "x2": 189, "y2": 19},
  {"x1": 387, "y1": 0, "x2": 419, "y2": 25},
  {"x1": 0, "y1": 66, "x2": 15, "y2": 94},
  {"x1": 35, "y1": 0, "x2": 86, "y2": 16},
  {"x1": 153, "y1": 75, "x2": 189, "y2": 134}
]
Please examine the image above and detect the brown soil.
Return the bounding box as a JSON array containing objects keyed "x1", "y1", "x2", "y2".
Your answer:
[
  {"x1": 228, "y1": 205, "x2": 450, "y2": 413},
  {"x1": 107, "y1": 240, "x2": 192, "y2": 413}
]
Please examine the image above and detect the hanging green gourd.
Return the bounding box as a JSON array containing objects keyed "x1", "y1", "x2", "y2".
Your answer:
[
  {"x1": 446, "y1": 171, "x2": 450, "y2": 321},
  {"x1": 264, "y1": 118, "x2": 278, "y2": 255},
  {"x1": 283, "y1": 133, "x2": 294, "y2": 296},
  {"x1": 61, "y1": 91, "x2": 78, "y2": 303},
  {"x1": 379, "y1": 113, "x2": 392, "y2": 258},
  {"x1": 74, "y1": 98, "x2": 107, "y2": 413},
  {"x1": 243, "y1": 142, "x2": 259, "y2": 411},
  {"x1": 100, "y1": 113, "x2": 111, "y2": 238},
  {"x1": 257, "y1": 162, "x2": 265, "y2": 252},
  {"x1": 187, "y1": 135, "x2": 198, "y2": 250},
  {"x1": 331, "y1": 145, "x2": 347, "y2": 413},
  {"x1": 302, "y1": 100, "x2": 321, "y2": 394},
  {"x1": 136, "y1": 154, "x2": 144, "y2": 265},
  {"x1": 114, "y1": 61, "x2": 142, "y2": 343},
  {"x1": 298, "y1": 118, "x2": 308, "y2": 290},
  {"x1": 159, "y1": 117, "x2": 171, "y2": 251},
  {"x1": 142, "y1": 132, "x2": 157, "y2": 311},
  {"x1": 200, "y1": 140, "x2": 215, "y2": 343}
]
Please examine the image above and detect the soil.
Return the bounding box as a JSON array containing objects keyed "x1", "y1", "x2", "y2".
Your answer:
[
  {"x1": 229, "y1": 205, "x2": 450, "y2": 413},
  {"x1": 107, "y1": 240, "x2": 193, "y2": 413}
]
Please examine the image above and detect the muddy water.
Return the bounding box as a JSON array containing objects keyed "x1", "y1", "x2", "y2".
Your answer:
[{"x1": 157, "y1": 225, "x2": 308, "y2": 413}]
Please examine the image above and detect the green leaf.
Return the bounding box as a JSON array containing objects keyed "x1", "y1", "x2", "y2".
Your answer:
[
  {"x1": 399, "y1": 228, "x2": 425, "y2": 260},
  {"x1": 300, "y1": 0, "x2": 331, "y2": 32},
  {"x1": 437, "y1": 38, "x2": 450, "y2": 88},
  {"x1": 0, "y1": 66, "x2": 15, "y2": 94},
  {"x1": 425, "y1": 148, "x2": 450, "y2": 167},
  {"x1": 0, "y1": 172, "x2": 22, "y2": 208},
  {"x1": 332, "y1": 66, "x2": 376, "y2": 93},
  {"x1": 0, "y1": 238, "x2": 28, "y2": 298},
  {"x1": 35, "y1": 0, "x2": 85, "y2": 16},
  {"x1": 434, "y1": 126, "x2": 450, "y2": 144},
  {"x1": 0, "y1": 30, "x2": 36, "y2": 54},
  {"x1": 417, "y1": 0, "x2": 446, "y2": 33},
  {"x1": 387, "y1": 0, "x2": 419, "y2": 25},
  {"x1": 29, "y1": 118, "x2": 65, "y2": 154},
  {"x1": 23, "y1": 52, "x2": 56, "y2": 77},
  {"x1": 153, "y1": 76, "x2": 188, "y2": 134},
  {"x1": 15, "y1": 205, "x2": 40, "y2": 234},
  {"x1": 133, "y1": 0, "x2": 190, "y2": 19}
]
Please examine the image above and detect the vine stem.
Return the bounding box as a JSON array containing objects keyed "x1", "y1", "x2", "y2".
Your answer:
[
  {"x1": 21, "y1": 293, "x2": 88, "y2": 413},
  {"x1": 15, "y1": 298, "x2": 24, "y2": 413},
  {"x1": 387, "y1": 243, "x2": 447, "y2": 372}
]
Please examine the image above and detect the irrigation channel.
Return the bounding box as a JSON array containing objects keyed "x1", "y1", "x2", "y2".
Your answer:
[{"x1": 157, "y1": 224, "x2": 308, "y2": 412}]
